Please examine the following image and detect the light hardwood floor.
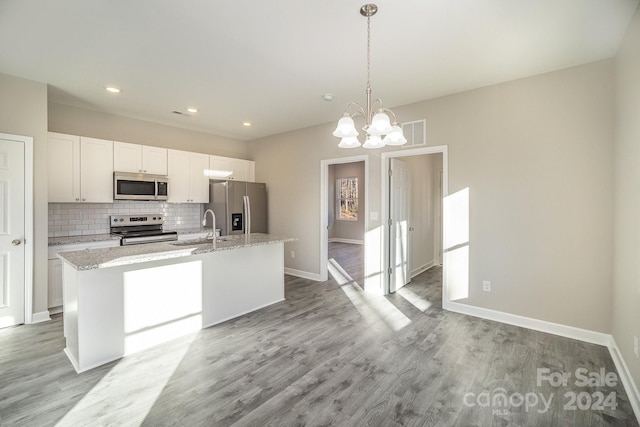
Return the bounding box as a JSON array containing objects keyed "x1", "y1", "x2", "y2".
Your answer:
[{"x1": 0, "y1": 243, "x2": 637, "y2": 426}]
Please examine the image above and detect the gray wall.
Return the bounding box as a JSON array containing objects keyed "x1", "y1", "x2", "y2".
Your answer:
[
  {"x1": 48, "y1": 103, "x2": 251, "y2": 159},
  {"x1": 405, "y1": 154, "x2": 442, "y2": 276},
  {"x1": 328, "y1": 162, "x2": 365, "y2": 242},
  {"x1": 251, "y1": 59, "x2": 614, "y2": 333},
  {"x1": 0, "y1": 72, "x2": 49, "y2": 315},
  {"x1": 613, "y1": 5, "x2": 640, "y2": 392}
]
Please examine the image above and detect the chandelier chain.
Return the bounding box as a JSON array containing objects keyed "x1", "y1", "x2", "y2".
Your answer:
[{"x1": 367, "y1": 16, "x2": 371, "y2": 90}]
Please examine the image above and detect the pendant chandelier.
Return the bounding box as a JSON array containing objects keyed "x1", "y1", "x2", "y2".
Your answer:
[{"x1": 333, "y1": 4, "x2": 407, "y2": 149}]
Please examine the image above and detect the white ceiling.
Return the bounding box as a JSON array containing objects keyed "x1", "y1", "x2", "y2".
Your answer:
[{"x1": 0, "y1": 0, "x2": 637, "y2": 141}]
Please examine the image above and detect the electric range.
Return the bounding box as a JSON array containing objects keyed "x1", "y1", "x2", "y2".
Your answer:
[{"x1": 110, "y1": 214, "x2": 178, "y2": 245}]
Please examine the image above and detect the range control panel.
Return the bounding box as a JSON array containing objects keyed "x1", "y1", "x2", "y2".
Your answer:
[{"x1": 110, "y1": 214, "x2": 164, "y2": 226}]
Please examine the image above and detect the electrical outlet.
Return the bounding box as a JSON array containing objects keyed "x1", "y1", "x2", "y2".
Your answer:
[
  {"x1": 482, "y1": 280, "x2": 491, "y2": 292},
  {"x1": 634, "y1": 336, "x2": 638, "y2": 358},
  {"x1": 290, "y1": 250, "x2": 295, "y2": 259}
]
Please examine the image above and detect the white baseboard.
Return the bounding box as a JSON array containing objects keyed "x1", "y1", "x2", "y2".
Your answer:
[
  {"x1": 31, "y1": 311, "x2": 51, "y2": 324},
  {"x1": 443, "y1": 300, "x2": 639, "y2": 424},
  {"x1": 284, "y1": 267, "x2": 322, "y2": 282},
  {"x1": 49, "y1": 306, "x2": 63, "y2": 315},
  {"x1": 411, "y1": 260, "x2": 435, "y2": 278},
  {"x1": 608, "y1": 336, "x2": 640, "y2": 423},
  {"x1": 443, "y1": 300, "x2": 611, "y2": 346},
  {"x1": 328, "y1": 238, "x2": 364, "y2": 245},
  {"x1": 204, "y1": 298, "x2": 286, "y2": 329}
]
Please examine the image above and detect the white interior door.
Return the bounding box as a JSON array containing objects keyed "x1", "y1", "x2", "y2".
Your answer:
[
  {"x1": 0, "y1": 137, "x2": 25, "y2": 328},
  {"x1": 390, "y1": 158, "x2": 410, "y2": 293}
]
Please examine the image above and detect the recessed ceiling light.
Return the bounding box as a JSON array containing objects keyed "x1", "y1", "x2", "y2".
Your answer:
[
  {"x1": 105, "y1": 86, "x2": 121, "y2": 94},
  {"x1": 322, "y1": 93, "x2": 334, "y2": 101},
  {"x1": 186, "y1": 108, "x2": 198, "y2": 113},
  {"x1": 242, "y1": 122, "x2": 252, "y2": 127}
]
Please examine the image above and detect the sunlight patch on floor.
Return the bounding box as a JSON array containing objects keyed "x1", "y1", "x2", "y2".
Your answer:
[
  {"x1": 56, "y1": 261, "x2": 205, "y2": 426},
  {"x1": 328, "y1": 257, "x2": 357, "y2": 286},
  {"x1": 329, "y1": 258, "x2": 410, "y2": 332},
  {"x1": 396, "y1": 287, "x2": 432, "y2": 311},
  {"x1": 56, "y1": 334, "x2": 196, "y2": 426}
]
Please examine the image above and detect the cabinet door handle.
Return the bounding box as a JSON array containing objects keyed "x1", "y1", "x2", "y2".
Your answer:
[{"x1": 75, "y1": 198, "x2": 80, "y2": 201}]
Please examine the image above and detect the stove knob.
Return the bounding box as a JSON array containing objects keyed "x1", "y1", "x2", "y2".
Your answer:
[
  {"x1": 119, "y1": 218, "x2": 124, "y2": 222},
  {"x1": 153, "y1": 217, "x2": 157, "y2": 220}
]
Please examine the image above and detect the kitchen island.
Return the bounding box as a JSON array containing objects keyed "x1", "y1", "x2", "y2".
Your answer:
[{"x1": 58, "y1": 233, "x2": 293, "y2": 373}]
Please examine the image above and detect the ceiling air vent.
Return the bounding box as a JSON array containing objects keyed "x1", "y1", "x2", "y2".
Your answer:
[{"x1": 401, "y1": 119, "x2": 426, "y2": 147}]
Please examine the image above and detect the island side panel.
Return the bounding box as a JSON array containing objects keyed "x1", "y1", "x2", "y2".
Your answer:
[
  {"x1": 62, "y1": 261, "x2": 80, "y2": 370},
  {"x1": 202, "y1": 242, "x2": 285, "y2": 327},
  {"x1": 76, "y1": 267, "x2": 125, "y2": 373}
]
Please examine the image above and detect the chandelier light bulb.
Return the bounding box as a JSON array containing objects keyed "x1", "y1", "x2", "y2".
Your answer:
[
  {"x1": 338, "y1": 137, "x2": 362, "y2": 148},
  {"x1": 362, "y1": 134, "x2": 384, "y2": 149},
  {"x1": 382, "y1": 124, "x2": 408, "y2": 146},
  {"x1": 333, "y1": 115, "x2": 359, "y2": 138},
  {"x1": 368, "y1": 112, "x2": 394, "y2": 136}
]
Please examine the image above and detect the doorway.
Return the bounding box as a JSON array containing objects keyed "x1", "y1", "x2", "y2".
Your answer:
[
  {"x1": 320, "y1": 156, "x2": 368, "y2": 283},
  {"x1": 0, "y1": 133, "x2": 34, "y2": 328},
  {"x1": 382, "y1": 146, "x2": 448, "y2": 300}
]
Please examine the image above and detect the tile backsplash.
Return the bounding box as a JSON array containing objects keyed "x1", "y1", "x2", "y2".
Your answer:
[{"x1": 48, "y1": 201, "x2": 203, "y2": 237}]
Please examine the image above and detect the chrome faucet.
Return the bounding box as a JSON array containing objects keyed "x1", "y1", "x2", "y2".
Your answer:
[{"x1": 203, "y1": 209, "x2": 216, "y2": 241}]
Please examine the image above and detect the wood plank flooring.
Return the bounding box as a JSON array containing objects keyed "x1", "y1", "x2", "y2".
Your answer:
[{"x1": 0, "y1": 242, "x2": 637, "y2": 426}]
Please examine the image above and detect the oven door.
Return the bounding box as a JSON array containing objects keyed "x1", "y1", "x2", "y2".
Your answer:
[{"x1": 114, "y1": 172, "x2": 167, "y2": 200}]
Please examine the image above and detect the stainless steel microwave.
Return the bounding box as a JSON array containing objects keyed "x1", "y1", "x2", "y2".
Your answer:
[{"x1": 114, "y1": 172, "x2": 169, "y2": 201}]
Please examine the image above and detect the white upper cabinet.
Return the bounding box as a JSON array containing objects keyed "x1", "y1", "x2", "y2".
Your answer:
[
  {"x1": 142, "y1": 145, "x2": 168, "y2": 175},
  {"x1": 209, "y1": 155, "x2": 255, "y2": 182},
  {"x1": 48, "y1": 132, "x2": 81, "y2": 202},
  {"x1": 79, "y1": 137, "x2": 114, "y2": 203},
  {"x1": 114, "y1": 141, "x2": 167, "y2": 175},
  {"x1": 168, "y1": 149, "x2": 209, "y2": 203},
  {"x1": 48, "y1": 133, "x2": 113, "y2": 203},
  {"x1": 189, "y1": 152, "x2": 210, "y2": 203},
  {"x1": 229, "y1": 157, "x2": 255, "y2": 182}
]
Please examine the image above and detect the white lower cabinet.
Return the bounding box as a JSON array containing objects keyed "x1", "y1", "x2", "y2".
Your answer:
[
  {"x1": 48, "y1": 259, "x2": 64, "y2": 310},
  {"x1": 48, "y1": 240, "x2": 120, "y2": 312}
]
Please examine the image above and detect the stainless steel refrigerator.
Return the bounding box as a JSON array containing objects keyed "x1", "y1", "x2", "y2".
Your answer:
[{"x1": 204, "y1": 180, "x2": 268, "y2": 235}]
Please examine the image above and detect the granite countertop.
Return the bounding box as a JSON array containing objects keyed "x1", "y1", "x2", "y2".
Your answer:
[
  {"x1": 49, "y1": 228, "x2": 212, "y2": 246},
  {"x1": 57, "y1": 233, "x2": 295, "y2": 271},
  {"x1": 48, "y1": 234, "x2": 121, "y2": 246}
]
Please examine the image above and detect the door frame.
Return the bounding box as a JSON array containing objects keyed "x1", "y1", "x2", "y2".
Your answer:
[
  {"x1": 381, "y1": 146, "x2": 448, "y2": 299},
  {"x1": 0, "y1": 133, "x2": 34, "y2": 324},
  {"x1": 320, "y1": 155, "x2": 368, "y2": 282}
]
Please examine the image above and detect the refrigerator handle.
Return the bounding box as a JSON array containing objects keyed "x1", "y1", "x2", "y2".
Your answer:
[{"x1": 243, "y1": 195, "x2": 251, "y2": 235}]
